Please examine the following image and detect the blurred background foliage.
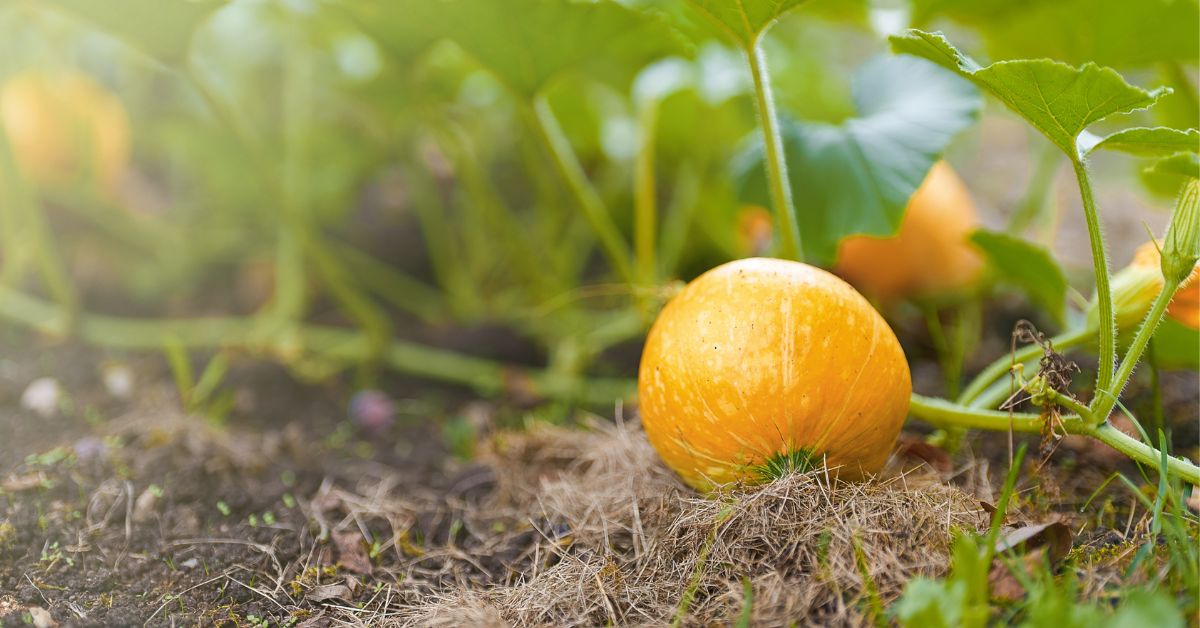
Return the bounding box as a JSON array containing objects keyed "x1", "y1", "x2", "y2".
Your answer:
[{"x1": 0, "y1": 0, "x2": 1195, "y2": 401}]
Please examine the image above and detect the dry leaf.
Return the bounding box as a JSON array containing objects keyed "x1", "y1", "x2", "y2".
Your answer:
[
  {"x1": 2, "y1": 473, "x2": 49, "y2": 492},
  {"x1": 304, "y1": 583, "x2": 352, "y2": 603},
  {"x1": 897, "y1": 436, "x2": 952, "y2": 473},
  {"x1": 995, "y1": 519, "x2": 1072, "y2": 563},
  {"x1": 989, "y1": 547, "x2": 1050, "y2": 602},
  {"x1": 332, "y1": 531, "x2": 373, "y2": 575}
]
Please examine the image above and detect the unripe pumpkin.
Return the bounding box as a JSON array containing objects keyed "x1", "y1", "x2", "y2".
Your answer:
[
  {"x1": 834, "y1": 161, "x2": 983, "y2": 302},
  {"x1": 0, "y1": 71, "x2": 130, "y2": 193},
  {"x1": 638, "y1": 258, "x2": 912, "y2": 490}
]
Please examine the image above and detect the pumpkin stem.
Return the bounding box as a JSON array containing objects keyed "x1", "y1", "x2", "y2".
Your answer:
[{"x1": 755, "y1": 448, "x2": 818, "y2": 481}]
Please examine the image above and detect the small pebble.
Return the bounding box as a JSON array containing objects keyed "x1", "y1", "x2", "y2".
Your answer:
[
  {"x1": 28, "y1": 606, "x2": 56, "y2": 628},
  {"x1": 73, "y1": 437, "x2": 108, "y2": 463},
  {"x1": 20, "y1": 377, "x2": 62, "y2": 418},
  {"x1": 132, "y1": 486, "x2": 160, "y2": 523},
  {"x1": 101, "y1": 363, "x2": 135, "y2": 399},
  {"x1": 349, "y1": 390, "x2": 395, "y2": 434}
]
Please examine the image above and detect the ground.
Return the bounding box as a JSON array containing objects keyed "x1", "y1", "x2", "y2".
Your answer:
[{"x1": 0, "y1": 314, "x2": 1196, "y2": 626}]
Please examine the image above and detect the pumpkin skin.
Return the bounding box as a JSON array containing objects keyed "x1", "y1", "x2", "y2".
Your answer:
[
  {"x1": 834, "y1": 161, "x2": 983, "y2": 302},
  {"x1": 638, "y1": 257, "x2": 912, "y2": 490},
  {"x1": 0, "y1": 71, "x2": 130, "y2": 194}
]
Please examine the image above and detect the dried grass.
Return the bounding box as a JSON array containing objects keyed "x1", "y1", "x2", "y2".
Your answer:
[{"x1": 383, "y1": 418, "x2": 984, "y2": 627}]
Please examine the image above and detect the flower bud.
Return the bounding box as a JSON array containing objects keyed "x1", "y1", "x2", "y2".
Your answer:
[{"x1": 1161, "y1": 179, "x2": 1200, "y2": 288}]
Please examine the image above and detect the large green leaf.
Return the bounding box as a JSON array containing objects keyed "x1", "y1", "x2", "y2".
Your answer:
[
  {"x1": 889, "y1": 30, "x2": 1170, "y2": 160},
  {"x1": 1089, "y1": 127, "x2": 1200, "y2": 158},
  {"x1": 736, "y1": 54, "x2": 981, "y2": 264},
  {"x1": 339, "y1": 1, "x2": 441, "y2": 63},
  {"x1": 353, "y1": 0, "x2": 686, "y2": 96},
  {"x1": 1152, "y1": 317, "x2": 1200, "y2": 370},
  {"x1": 683, "y1": 0, "x2": 808, "y2": 48},
  {"x1": 39, "y1": 0, "x2": 227, "y2": 66},
  {"x1": 1148, "y1": 153, "x2": 1200, "y2": 180},
  {"x1": 911, "y1": 0, "x2": 1198, "y2": 68},
  {"x1": 970, "y1": 230, "x2": 1068, "y2": 324}
]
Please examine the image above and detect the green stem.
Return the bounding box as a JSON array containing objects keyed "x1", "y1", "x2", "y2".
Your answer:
[
  {"x1": 527, "y1": 97, "x2": 635, "y2": 284},
  {"x1": 958, "y1": 327, "x2": 1091, "y2": 406},
  {"x1": 1084, "y1": 422, "x2": 1200, "y2": 486},
  {"x1": 333, "y1": 241, "x2": 447, "y2": 324},
  {"x1": 659, "y1": 161, "x2": 701, "y2": 277},
  {"x1": 1043, "y1": 388, "x2": 1093, "y2": 420},
  {"x1": 405, "y1": 158, "x2": 481, "y2": 319},
  {"x1": 1090, "y1": 281, "x2": 1176, "y2": 422},
  {"x1": 1148, "y1": 340, "x2": 1163, "y2": 436},
  {"x1": 635, "y1": 99, "x2": 658, "y2": 287},
  {"x1": 911, "y1": 394, "x2": 1048, "y2": 433},
  {"x1": 0, "y1": 285, "x2": 634, "y2": 405},
  {"x1": 746, "y1": 41, "x2": 802, "y2": 261},
  {"x1": 435, "y1": 127, "x2": 550, "y2": 298},
  {"x1": 909, "y1": 394, "x2": 1200, "y2": 485},
  {"x1": 1071, "y1": 158, "x2": 1116, "y2": 397},
  {"x1": 0, "y1": 125, "x2": 78, "y2": 327},
  {"x1": 1008, "y1": 138, "x2": 1061, "y2": 239}
]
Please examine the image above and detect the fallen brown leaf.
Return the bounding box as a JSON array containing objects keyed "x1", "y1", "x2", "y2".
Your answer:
[
  {"x1": 332, "y1": 530, "x2": 373, "y2": 575},
  {"x1": 989, "y1": 547, "x2": 1050, "y2": 602},
  {"x1": 897, "y1": 437, "x2": 953, "y2": 473},
  {"x1": 304, "y1": 583, "x2": 352, "y2": 603},
  {"x1": 2, "y1": 472, "x2": 50, "y2": 492},
  {"x1": 995, "y1": 519, "x2": 1072, "y2": 564}
]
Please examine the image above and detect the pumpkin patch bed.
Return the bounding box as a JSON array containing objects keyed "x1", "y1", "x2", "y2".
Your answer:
[
  {"x1": 400, "y1": 419, "x2": 982, "y2": 626},
  {"x1": 0, "y1": 339, "x2": 1194, "y2": 626}
]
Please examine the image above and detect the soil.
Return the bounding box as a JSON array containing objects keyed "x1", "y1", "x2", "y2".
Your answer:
[{"x1": 0, "y1": 306, "x2": 1196, "y2": 626}]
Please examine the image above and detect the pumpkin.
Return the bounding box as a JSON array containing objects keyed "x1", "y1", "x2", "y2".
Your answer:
[
  {"x1": 834, "y1": 161, "x2": 983, "y2": 302},
  {"x1": 0, "y1": 71, "x2": 130, "y2": 194},
  {"x1": 735, "y1": 205, "x2": 773, "y2": 257},
  {"x1": 638, "y1": 257, "x2": 911, "y2": 490}
]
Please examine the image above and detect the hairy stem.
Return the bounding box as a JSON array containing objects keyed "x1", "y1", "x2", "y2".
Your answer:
[
  {"x1": 746, "y1": 42, "x2": 802, "y2": 261},
  {"x1": 958, "y1": 327, "x2": 1091, "y2": 406},
  {"x1": 1091, "y1": 280, "x2": 1177, "y2": 422},
  {"x1": 910, "y1": 394, "x2": 1200, "y2": 485},
  {"x1": 1085, "y1": 422, "x2": 1200, "y2": 486},
  {"x1": 1071, "y1": 158, "x2": 1116, "y2": 398}
]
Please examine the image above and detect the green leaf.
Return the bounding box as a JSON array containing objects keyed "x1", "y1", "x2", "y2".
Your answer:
[
  {"x1": 39, "y1": 0, "x2": 227, "y2": 66},
  {"x1": 683, "y1": 0, "x2": 809, "y2": 48},
  {"x1": 339, "y1": 1, "x2": 441, "y2": 62},
  {"x1": 970, "y1": 230, "x2": 1068, "y2": 324},
  {"x1": 1147, "y1": 153, "x2": 1200, "y2": 180},
  {"x1": 736, "y1": 54, "x2": 981, "y2": 264},
  {"x1": 1089, "y1": 127, "x2": 1200, "y2": 158},
  {"x1": 356, "y1": 0, "x2": 686, "y2": 96},
  {"x1": 889, "y1": 30, "x2": 1170, "y2": 159},
  {"x1": 911, "y1": 0, "x2": 1198, "y2": 69},
  {"x1": 1151, "y1": 317, "x2": 1200, "y2": 370},
  {"x1": 1108, "y1": 590, "x2": 1185, "y2": 628}
]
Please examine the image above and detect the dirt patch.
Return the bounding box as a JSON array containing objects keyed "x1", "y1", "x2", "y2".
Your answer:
[{"x1": 0, "y1": 336, "x2": 1194, "y2": 626}]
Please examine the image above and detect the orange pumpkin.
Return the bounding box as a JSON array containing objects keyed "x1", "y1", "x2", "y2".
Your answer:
[
  {"x1": 0, "y1": 71, "x2": 130, "y2": 194},
  {"x1": 834, "y1": 161, "x2": 983, "y2": 302},
  {"x1": 735, "y1": 205, "x2": 774, "y2": 257},
  {"x1": 638, "y1": 258, "x2": 912, "y2": 490},
  {"x1": 1128, "y1": 241, "x2": 1200, "y2": 330}
]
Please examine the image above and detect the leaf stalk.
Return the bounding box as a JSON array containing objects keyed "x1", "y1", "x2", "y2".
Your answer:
[{"x1": 746, "y1": 42, "x2": 802, "y2": 261}]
